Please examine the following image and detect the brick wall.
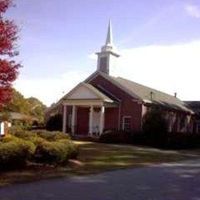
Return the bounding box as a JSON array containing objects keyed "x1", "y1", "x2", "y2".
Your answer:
[{"x1": 88, "y1": 74, "x2": 142, "y2": 132}]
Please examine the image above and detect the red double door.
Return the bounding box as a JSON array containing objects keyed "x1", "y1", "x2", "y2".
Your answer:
[{"x1": 76, "y1": 107, "x2": 89, "y2": 135}]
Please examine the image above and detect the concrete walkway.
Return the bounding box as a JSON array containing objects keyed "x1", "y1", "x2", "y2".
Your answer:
[{"x1": 1, "y1": 159, "x2": 200, "y2": 200}]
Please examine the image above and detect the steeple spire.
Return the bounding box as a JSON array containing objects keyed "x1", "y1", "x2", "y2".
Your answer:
[
  {"x1": 105, "y1": 20, "x2": 113, "y2": 46},
  {"x1": 96, "y1": 20, "x2": 120, "y2": 75}
]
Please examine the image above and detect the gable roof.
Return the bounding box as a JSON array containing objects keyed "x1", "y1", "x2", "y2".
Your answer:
[
  {"x1": 86, "y1": 71, "x2": 193, "y2": 113},
  {"x1": 45, "y1": 81, "x2": 115, "y2": 115},
  {"x1": 65, "y1": 82, "x2": 114, "y2": 102},
  {"x1": 85, "y1": 71, "x2": 142, "y2": 100}
]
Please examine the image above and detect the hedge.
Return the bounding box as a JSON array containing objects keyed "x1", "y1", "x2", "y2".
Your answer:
[
  {"x1": 34, "y1": 139, "x2": 78, "y2": 165},
  {"x1": 0, "y1": 137, "x2": 35, "y2": 170},
  {"x1": 99, "y1": 129, "x2": 200, "y2": 149},
  {"x1": 99, "y1": 130, "x2": 133, "y2": 144},
  {"x1": 34, "y1": 130, "x2": 71, "y2": 141},
  {"x1": 0, "y1": 130, "x2": 78, "y2": 170}
]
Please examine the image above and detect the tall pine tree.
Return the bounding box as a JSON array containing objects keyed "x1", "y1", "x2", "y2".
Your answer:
[{"x1": 0, "y1": 0, "x2": 20, "y2": 109}]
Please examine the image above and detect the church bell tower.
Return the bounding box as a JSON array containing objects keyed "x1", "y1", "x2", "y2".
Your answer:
[{"x1": 96, "y1": 21, "x2": 120, "y2": 75}]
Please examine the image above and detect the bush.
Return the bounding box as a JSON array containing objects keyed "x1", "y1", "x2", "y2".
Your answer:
[
  {"x1": 46, "y1": 114, "x2": 63, "y2": 131},
  {"x1": 142, "y1": 108, "x2": 168, "y2": 146},
  {"x1": 1, "y1": 130, "x2": 77, "y2": 169},
  {"x1": 9, "y1": 125, "x2": 24, "y2": 135},
  {"x1": 29, "y1": 136, "x2": 46, "y2": 146},
  {"x1": 99, "y1": 130, "x2": 133, "y2": 144},
  {"x1": 34, "y1": 130, "x2": 70, "y2": 141},
  {"x1": 0, "y1": 138, "x2": 35, "y2": 170},
  {"x1": 11, "y1": 130, "x2": 37, "y2": 140},
  {"x1": 34, "y1": 139, "x2": 78, "y2": 165},
  {"x1": 162, "y1": 132, "x2": 200, "y2": 149},
  {"x1": 0, "y1": 134, "x2": 18, "y2": 143},
  {"x1": 59, "y1": 139, "x2": 78, "y2": 159},
  {"x1": 10, "y1": 129, "x2": 70, "y2": 142}
]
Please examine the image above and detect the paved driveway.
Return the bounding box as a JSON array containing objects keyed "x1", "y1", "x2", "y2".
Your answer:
[{"x1": 1, "y1": 159, "x2": 200, "y2": 200}]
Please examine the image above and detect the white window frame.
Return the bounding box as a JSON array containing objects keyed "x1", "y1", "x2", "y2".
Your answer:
[{"x1": 122, "y1": 116, "x2": 132, "y2": 132}]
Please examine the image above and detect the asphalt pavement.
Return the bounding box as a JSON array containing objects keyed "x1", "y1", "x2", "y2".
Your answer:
[{"x1": 1, "y1": 159, "x2": 200, "y2": 200}]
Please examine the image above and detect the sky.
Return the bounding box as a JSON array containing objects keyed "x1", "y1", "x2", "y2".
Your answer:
[{"x1": 5, "y1": 0, "x2": 200, "y2": 106}]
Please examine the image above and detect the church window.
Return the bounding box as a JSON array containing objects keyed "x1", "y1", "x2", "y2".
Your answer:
[{"x1": 122, "y1": 116, "x2": 132, "y2": 132}]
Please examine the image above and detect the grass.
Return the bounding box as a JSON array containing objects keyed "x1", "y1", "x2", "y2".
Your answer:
[
  {"x1": 0, "y1": 141, "x2": 198, "y2": 187},
  {"x1": 71, "y1": 141, "x2": 197, "y2": 175}
]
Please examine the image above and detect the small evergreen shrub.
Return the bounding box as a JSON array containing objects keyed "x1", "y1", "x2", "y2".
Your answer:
[
  {"x1": 11, "y1": 130, "x2": 37, "y2": 140},
  {"x1": 9, "y1": 125, "x2": 24, "y2": 135},
  {"x1": 34, "y1": 139, "x2": 78, "y2": 165},
  {"x1": 59, "y1": 139, "x2": 78, "y2": 159},
  {"x1": 29, "y1": 136, "x2": 46, "y2": 146},
  {"x1": 0, "y1": 130, "x2": 77, "y2": 169},
  {"x1": 34, "y1": 130, "x2": 70, "y2": 141},
  {"x1": 0, "y1": 138, "x2": 35, "y2": 170},
  {"x1": 0, "y1": 134, "x2": 18, "y2": 143}
]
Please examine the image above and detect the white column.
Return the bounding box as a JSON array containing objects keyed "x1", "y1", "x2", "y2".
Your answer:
[
  {"x1": 89, "y1": 106, "x2": 94, "y2": 136},
  {"x1": 71, "y1": 105, "x2": 76, "y2": 135},
  {"x1": 62, "y1": 105, "x2": 67, "y2": 133},
  {"x1": 99, "y1": 106, "x2": 105, "y2": 135}
]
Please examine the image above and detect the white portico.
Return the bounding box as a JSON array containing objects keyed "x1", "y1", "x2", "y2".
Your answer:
[
  {"x1": 62, "y1": 82, "x2": 116, "y2": 136},
  {"x1": 62, "y1": 21, "x2": 119, "y2": 136}
]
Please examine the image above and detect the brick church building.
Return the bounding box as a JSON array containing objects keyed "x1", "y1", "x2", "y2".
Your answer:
[{"x1": 48, "y1": 22, "x2": 196, "y2": 136}]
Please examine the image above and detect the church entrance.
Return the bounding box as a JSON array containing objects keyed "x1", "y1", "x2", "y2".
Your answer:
[
  {"x1": 92, "y1": 108, "x2": 101, "y2": 136},
  {"x1": 76, "y1": 107, "x2": 89, "y2": 135}
]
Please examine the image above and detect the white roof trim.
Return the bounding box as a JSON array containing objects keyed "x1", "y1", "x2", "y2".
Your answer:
[{"x1": 64, "y1": 82, "x2": 113, "y2": 102}]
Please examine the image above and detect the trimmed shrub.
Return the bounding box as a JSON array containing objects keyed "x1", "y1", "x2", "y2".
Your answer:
[
  {"x1": 9, "y1": 125, "x2": 24, "y2": 135},
  {"x1": 0, "y1": 138, "x2": 35, "y2": 170},
  {"x1": 59, "y1": 139, "x2": 78, "y2": 159},
  {"x1": 10, "y1": 129, "x2": 70, "y2": 142},
  {"x1": 1, "y1": 130, "x2": 77, "y2": 169},
  {"x1": 29, "y1": 136, "x2": 46, "y2": 146},
  {"x1": 0, "y1": 134, "x2": 18, "y2": 143},
  {"x1": 34, "y1": 139, "x2": 78, "y2": 165},
  {"x1": 11, "y1": 130, "x2": 37, "y2": 140},
  {"x1": 34, "y1": 130, "x2": 70, "y2": 141}
]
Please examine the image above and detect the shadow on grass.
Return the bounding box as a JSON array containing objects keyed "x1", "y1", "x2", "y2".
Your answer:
[{"x1": 0, "y1": 141, "x2": 198, "y2": 187}]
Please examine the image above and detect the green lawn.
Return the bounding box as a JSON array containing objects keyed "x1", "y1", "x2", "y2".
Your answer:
[
  {"x1": 0, "y1": 141, "x2": 198, "y2": 187},
  {"x1": 71, "y1": 141, "x2": 197, "y2": 174}
]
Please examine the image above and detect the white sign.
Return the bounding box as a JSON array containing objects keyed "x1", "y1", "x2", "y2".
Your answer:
[{"x1": 0, "y1": 122, "x2": 5, "y2": 136}]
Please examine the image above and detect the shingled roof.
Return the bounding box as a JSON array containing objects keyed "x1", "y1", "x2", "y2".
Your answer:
[
  {"x1": 87, "y1": 72, "x2": 193, "y2": 113},
  {"x1": 184, "y1": 101, "x2": 200, "y2": 115},
  {"x1": 113, "y1": 76, "x2": 193, "y2": 113}
]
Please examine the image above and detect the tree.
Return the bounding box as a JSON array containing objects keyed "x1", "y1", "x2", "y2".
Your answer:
[
  {"x1": 3, "y1": 89, "x2": 47, "y2": 123},
  {"x1": 46, "y1": 114, "x2": 63, "y2": 131},
  {"x1": 142, "y1": 107, "x2": 168, "y2": 145},
  {"x1": 0, "y1": 0, "x2": 20, "y2": 109},
  {"x1": 3, "y1": 89, "x2": 29, "y2": 113},
  {"x1": 26, "y1": 97, "x2": 47, "y2": 123}
]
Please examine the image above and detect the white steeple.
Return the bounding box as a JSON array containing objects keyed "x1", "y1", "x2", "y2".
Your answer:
[
  {"x1": 105, "y1": 20, "x2": 113, "y2": 46},
  {"x1": 96, "y1": 21, "x2": 120, "y2": 75}
]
